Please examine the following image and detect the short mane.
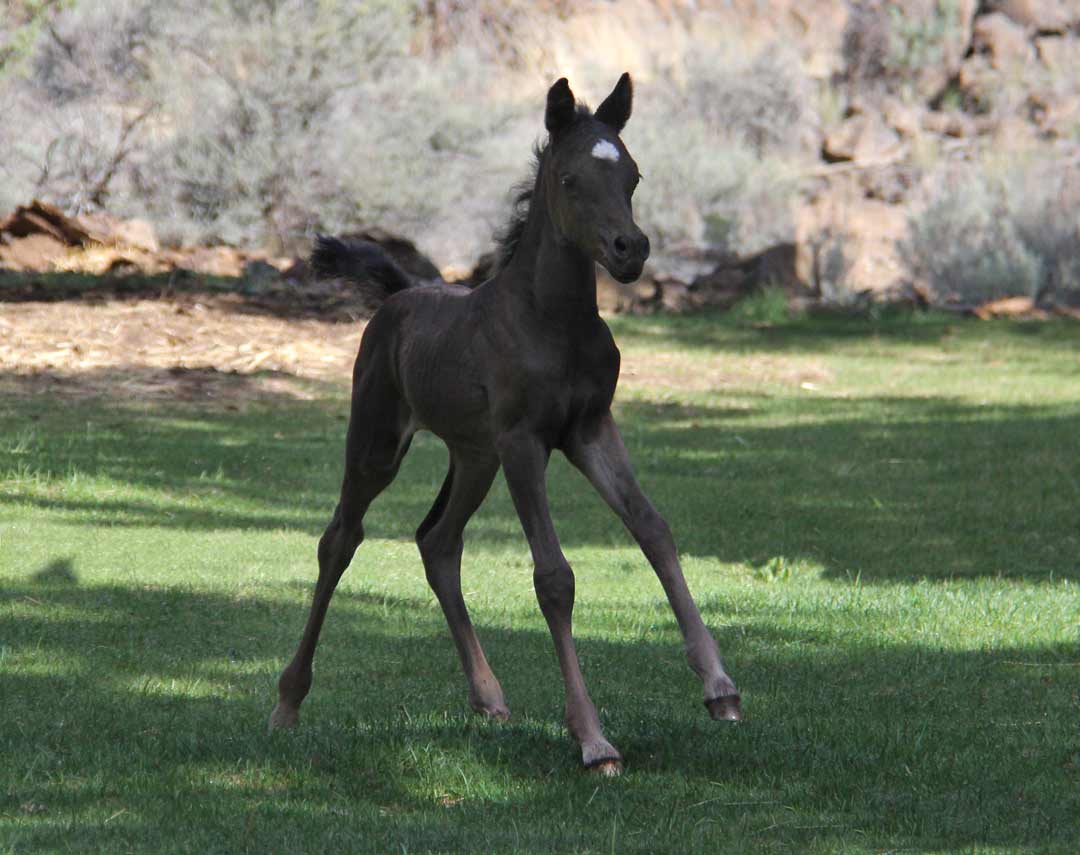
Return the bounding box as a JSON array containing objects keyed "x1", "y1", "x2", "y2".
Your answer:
[{"x1": 491, "y1": 104, "x2": 592, "y2": 276}]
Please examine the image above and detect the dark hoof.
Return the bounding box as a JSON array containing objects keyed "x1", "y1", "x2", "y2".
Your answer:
[
  {"x1": 585, "y1": 757, "x2": 624, "y2": 777},
  {"x1": 268, "y1": 702, "x2": 300, "y2": 732},
  {"x1": 705, "y1": 694, "x2": 742, "y2": 721}
]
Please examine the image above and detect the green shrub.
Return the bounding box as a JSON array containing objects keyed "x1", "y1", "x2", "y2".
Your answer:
[
  {"x1": 0, "y1": 3, "x2": 814, "y2": 268},
  {"x1": 902, "y1": 160, "x2": 1080, "y2": 305},
  {"x1": 629, "y1": 43, "x2": 807, "y2": 259},
  {"x1": 841, "y1": 0, "x2": 960, "y2": 96}
]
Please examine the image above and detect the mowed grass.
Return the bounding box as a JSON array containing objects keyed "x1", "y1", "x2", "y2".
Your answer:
[{"x1": 2, "y1": 310, "x2": 1079, "y2": 854}]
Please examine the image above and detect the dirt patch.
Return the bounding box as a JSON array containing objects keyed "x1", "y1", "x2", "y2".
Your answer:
[
  {"x1": 0, "y1": 297, "x2": 365, "y2": 403},
  {"x1": 2, "y1": 294, "x2": 842, "y2": 405}
]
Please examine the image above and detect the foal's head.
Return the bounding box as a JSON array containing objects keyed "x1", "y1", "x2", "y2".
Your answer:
[{"x1": 542, "y1": 73, "x2": 650, "y2": 284}]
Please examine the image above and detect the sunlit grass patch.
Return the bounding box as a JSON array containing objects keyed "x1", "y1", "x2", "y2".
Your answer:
[{"x1": 2, "y1": 313, "x2": 1079, "y2": 853}]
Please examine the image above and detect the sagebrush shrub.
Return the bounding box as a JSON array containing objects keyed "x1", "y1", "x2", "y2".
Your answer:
[
  {"x1": 841, "y1": 0, "x2": 960, "y2": 95},
  {"x1": 902, "y1": 160, "x2": 1080, "y2": 304},
  {"x1": 628, "y1": 42, "x2": 807, "y2": 260},
  {"x1": 0, "y1": 2, "x2": 814, "y2": 267}
]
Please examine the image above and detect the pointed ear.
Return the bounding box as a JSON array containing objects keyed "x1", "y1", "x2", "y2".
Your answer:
[
  {"x1": 545, "y1": 77, "x2": 576, "y2": 134},
  {"x1": 595, "y1": 72, "x2": 633, "y2": 132}
]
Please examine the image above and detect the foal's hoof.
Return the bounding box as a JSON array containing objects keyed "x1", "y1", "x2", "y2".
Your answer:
[
  {"x1": 470, "y1": 696, "x2": 511, "y2": 721},
  {"x1": 267, "y1": 703, "x2": 299, "y2": 733},
  {"x1": 582, "y1": 739, "x2": 623, "y2": 776},
  {"x1": 586, "y1": 757, "x2": 624, "y2": 777},
  {"x1": 475, "y1": 704, "x2": 511, "y2": 722},
  {"x1": 705, "y1": 694, "x2": 742, "y2": 721}
]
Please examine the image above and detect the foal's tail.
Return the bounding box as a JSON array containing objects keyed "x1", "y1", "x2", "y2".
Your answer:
[{"x1": 310, "y1": 234, "x2": 413, "y2": 301}]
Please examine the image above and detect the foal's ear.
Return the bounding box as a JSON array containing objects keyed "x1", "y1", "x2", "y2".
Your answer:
[
  {"x1": 595, "y1": 72, "x2": 633, "y2": 132},
  {"x1": 545, "y1": 77, "x2": 576, "y2": 134}
]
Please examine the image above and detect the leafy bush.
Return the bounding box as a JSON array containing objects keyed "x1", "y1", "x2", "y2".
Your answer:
[
  {"x1": 841, "y1": 0, "x2": 960, "y2": 96},
  {"x1": 628, "y1": 42, "x2": 808, "y2": 260},
  {"x1": 0, "y1": 2, "x2": 815, "y2": 268},
  {"x1": 1007, "y1": 166, "x2": 1080, "y2": 304},
  {"x1": 902, "y1": 159, "x2": 1080, "y2": 305},
  {"x1": 0, "y1": 0, "x2": 153, "y2": 214},
  {"x1": 727, "y1": 285, "x2": 791, "y2": 325},
  {"x1": 0, "y1": 1, "x2": 506, "y2": 252}
]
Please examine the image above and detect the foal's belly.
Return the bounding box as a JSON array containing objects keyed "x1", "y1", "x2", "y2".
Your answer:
[
  {"x1": 405, "y1": 367, "x2": 493, "y2": 449},
  {"x1": 393, "y1": 304, "x2": 494, "y2": 450}
]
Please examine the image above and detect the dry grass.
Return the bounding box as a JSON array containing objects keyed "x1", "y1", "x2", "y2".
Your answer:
[
  {"x1": 0, "y1": 297, "x2": 363, "y2": 401},
  {"x1": 1, "y1": 294, "x2": 843, "y2": 408}
]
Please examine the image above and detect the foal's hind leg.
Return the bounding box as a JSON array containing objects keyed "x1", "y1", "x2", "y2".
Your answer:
[
  {"x1": 566, "y1": 412, "x2": 741, "y2": 721},
  {"x1": 416, "y1": 449, "x2": 508, "y2": 719},
  {"x1": 269, "y1": 387, "x2": 412, "y2": 731}
]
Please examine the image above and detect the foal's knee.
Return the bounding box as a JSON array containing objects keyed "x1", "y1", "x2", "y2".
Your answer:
[
  {"x1": 626, "y1": 499, "x2": 675, "y2": 556},
  {"x1": 416, "y1": 526, "x2": 463, "y2": 585},
  {"x1": 534, "y1": 560, "x2": 575, "y2": 617},
  {"x1": 318, "y1": 509, "x2": 364, "y2": 569}
]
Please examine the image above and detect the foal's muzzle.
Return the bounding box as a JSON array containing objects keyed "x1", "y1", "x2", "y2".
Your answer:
[{"x1": 604, "y1": 230, "x2": 650, "y2": 284}]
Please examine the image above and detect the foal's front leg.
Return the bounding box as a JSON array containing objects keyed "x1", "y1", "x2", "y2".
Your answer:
[
  {"x1": 496, "y1": 431, "x2": 624, "y2": 774},
  {"x1": 566, "y1": 412, "x2": 741, "y2": 721}
]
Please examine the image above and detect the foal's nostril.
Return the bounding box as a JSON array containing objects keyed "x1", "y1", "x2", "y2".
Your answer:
[{"x1": 613, "y1": 236, "x2": 629, "y2": 257}]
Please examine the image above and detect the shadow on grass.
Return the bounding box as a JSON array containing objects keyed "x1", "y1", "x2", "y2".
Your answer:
[
  {"x1": 30, "y1": 556, "x2": 78, "y2": 584},
  {"x1": 0, "y1": 269, "x2": 372, "y2": 322},
  {"x1": 2, "y1": 570, "x2": 1077, "y2": 853},
  {"x1": 4, "y1": 376, "x2": 1080, "y2": 583}
]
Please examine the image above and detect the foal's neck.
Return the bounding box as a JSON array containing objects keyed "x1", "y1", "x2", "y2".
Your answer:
[{"x1": 503, "y1": 167, "x2": 597, "y2": 323}]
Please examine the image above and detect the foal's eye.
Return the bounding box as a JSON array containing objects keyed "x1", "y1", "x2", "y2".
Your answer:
[{"x1": 560, "y1": 174, "x2": 577, "y2": 189}]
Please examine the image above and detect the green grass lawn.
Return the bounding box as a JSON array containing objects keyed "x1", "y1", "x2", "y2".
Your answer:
[{"x1": 2, "y1": 311, "x2": 1078, "y2": 854}]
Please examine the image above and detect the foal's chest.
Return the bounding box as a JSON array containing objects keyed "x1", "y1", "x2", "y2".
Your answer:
[{"x1": 521, "y1": 322, "x2": 621, "y2": 431}]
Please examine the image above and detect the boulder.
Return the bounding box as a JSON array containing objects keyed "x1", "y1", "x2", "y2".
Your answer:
[
  {"x1": 76, "y1": 212, "x2": 160, "y2": 253},
  {"x1": 882, "y1": 97, "x2": 922, "y2": 138},
  {"x1": 797, "y1": 192, "x2": 908, "y2": 297},
  {"x1": 957, "y1": 54, "x2": 998, "y2": 109},
  {"x1": 181, "y1": 246, "x2": 247, "y2": 278},
  {"x1": 983, "y1": 0, "x2": 1076, "y2": 32},
  {"x1": 0, "y1": 201, "x2": 164, "y2": 274},
  {"x1": 0, "y1": 233, "x2": 70, "y2": 271},
  {"x1": 922, "y1": 110, "x2": 978, "y2": 138},
  {"x1": 241, "y1": 259, "x2": 282, "y2": 291},
  {"x1": 974, "y1": 296, "x2": 1048, "y2": 319},
  {"x1": 0, "y1": 200, "x2": 91, "y2": 246},
  {"x1": 991, "y1": 113, "x2": 1041, "y2": 147},
  {"x1": 972, "y1": 12, "x2": 1034, "y2": 69},
  {"x1": 1035, "y1": 35, "x2": 1080, "y2": 72},
  {"x1": 792, "y1": 1, "x2": 851, "y2": 79},
  {"x1": 691, "y1": 243, "x2": 801, "y2": 305},
  {"x1": 1027, "y1": 90, "x2": 1080, "y2": 137},
  {"x1": 823, "y1": 111, "x2": 903, "y2": 163}
]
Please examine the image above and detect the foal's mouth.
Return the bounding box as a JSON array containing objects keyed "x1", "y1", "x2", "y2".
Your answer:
[{"x1": 607, "y1": 258, "x2": 646, "y2": 284}]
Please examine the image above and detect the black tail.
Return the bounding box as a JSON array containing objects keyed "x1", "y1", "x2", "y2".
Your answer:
[{"x1": 310, "y1": 234, "x2": 413, "y2": 300}]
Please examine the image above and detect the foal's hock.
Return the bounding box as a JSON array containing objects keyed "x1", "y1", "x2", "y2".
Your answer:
[{"x1": 269, "y1": 73, "x2": 741, "y2": 775}]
